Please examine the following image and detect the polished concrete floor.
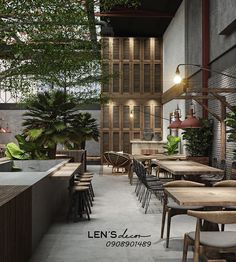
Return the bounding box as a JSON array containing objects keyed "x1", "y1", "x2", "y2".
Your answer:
[{"x1": 30, "y1": 165, "x2": 197, "y2": 262}]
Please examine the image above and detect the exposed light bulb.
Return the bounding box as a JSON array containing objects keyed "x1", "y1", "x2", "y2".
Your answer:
[
  {"x1": 130, "y1": 110, "x2": 134, "y2": 118},
  {"x1": 173, "y1": 74, "x2": 182, "y2": 84}
]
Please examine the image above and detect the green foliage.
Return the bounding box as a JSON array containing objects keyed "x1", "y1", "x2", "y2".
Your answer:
[
  {"x1": 22, "y1": 90, "x2": 77, "y2": 158},
  {"x1": 0, "y1": 0, "x2": 140, "y2": 99},
  {"x1": 163, "y1": 135, "x2": 181, "y2": 155},
  {"x1": 5, "y1": 142, "x2": 30, "y2": 160},
  {"x1": 15, "y1": 134, "x2": 48, "y2": 160},
  {"x1": 182, "y1": 119, "x2": 213, "y2": 157},
  {"x1": 66, "y1": 112, "x2": 99, "y2": 149},
  {"x1": 21, "y1": 90, "x2": 99, "y2": 158},
  {"x1": 225, "y1": 105, "x2": 236, "y2": 159}
]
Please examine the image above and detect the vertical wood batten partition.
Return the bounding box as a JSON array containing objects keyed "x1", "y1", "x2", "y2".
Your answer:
[{"x1": 101, "y1": 37, "x2": 163, "y2": 156}]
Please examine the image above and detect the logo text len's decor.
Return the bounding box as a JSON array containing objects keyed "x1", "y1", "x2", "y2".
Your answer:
[{"x1": 88, "y1": 228, "x2": 151, "y2": 239}]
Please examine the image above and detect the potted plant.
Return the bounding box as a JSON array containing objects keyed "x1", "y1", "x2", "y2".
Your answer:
[
  {"x1": 182, "y1": 119, "x2": 213, "y2": 165},
  {"x1": 163, "y1": 135, "x2": 181, "y2": 155},
  {"x1": 225, "y1": 104, "x2": 236, "y2": 159}
]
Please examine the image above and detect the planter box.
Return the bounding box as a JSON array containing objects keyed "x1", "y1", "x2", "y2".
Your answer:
[{"x1": 187, "y1": 156, "x2": 209, "y2": 165}]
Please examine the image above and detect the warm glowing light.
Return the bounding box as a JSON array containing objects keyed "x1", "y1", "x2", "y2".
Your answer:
[
  {"x1": 173, "y1": 74, "x2": 182, "y2": 84},
  {"x1": 130, "y1": 110, "x2": 134, "y2": 118}
]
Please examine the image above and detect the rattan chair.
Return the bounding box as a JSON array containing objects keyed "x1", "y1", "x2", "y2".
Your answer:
[
  {"x1": 161, "y1": 180, "x2": 205, "y2": 248},
  {"x1": 183, "y1": 210, "x2": 236, "y2": 262},
  {"x1": 103, "y1": 151, "x2": 132, "y2": 175}
]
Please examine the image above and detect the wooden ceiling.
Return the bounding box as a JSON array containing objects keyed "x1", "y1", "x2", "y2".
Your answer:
[{"x1": 97, "y1": 0, "x2": 183, "y2": 37}]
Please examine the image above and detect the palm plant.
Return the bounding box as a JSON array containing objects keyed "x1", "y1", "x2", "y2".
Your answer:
[
  {"x1": 67, "y1": 112, "x2": 99, "y2": 150},
  {"x1": 22, "y1": 90, "x2": 77, "y2": 159}
]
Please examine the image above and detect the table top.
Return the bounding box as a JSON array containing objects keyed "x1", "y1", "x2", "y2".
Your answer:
[
  {"x1": 133, "y1": 154, "x2": 186, "y2": 161},
  {"x1": 165, "y1": 187, "x2": 236, "y2": 207},
  {"x1": 158, "y1": 160, "x2": 224, "y2": 176},
  {"x1": 51, "y1": 162, "x2": 81, "y2": 179}
]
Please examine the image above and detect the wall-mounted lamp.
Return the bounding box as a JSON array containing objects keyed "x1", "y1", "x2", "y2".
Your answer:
[
  {"x1": 129, "y1": 110, "x2": 134, "y2": 118},
  {"x1": 174, "y1": 63, "x2": 236, "y2": 84}
]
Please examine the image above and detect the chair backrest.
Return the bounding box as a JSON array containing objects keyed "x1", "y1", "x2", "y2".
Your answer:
[
  {"x1": 133, "y1": 159, "x2": 148, "y2": 181},
  {"x1": 231, "y1": 161, "x2": 236, "y2": 180},
  {"x1": 188, "y1": 210, "x2": 236, "y2": 224},
  {"x1": 213, "y1": 179, "x2": 236, "y2": 187},
  {"x1": 103, "y1": 151, "x2": 131, "y2": 168},
  {"x1": 164, "y1": 180, "x2": 205, "y2": 188}
]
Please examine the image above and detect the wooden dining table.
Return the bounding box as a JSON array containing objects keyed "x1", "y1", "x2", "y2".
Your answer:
[
  {"x1": 165, "y1": 187, "x2": 236, "y2": 207},
  {"x1": 157, "y1": 160, "x2": 224, "y2": 180},
  {"x1": 165, "y1": 187, "x2": 236, "y2": 232}
]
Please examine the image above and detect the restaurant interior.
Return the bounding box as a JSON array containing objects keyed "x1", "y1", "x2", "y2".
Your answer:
[{"x1": 0, "y1": 0, "x2": 236, "y2": 262}]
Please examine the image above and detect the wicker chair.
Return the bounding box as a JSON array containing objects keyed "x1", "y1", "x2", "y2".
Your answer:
[
  {"x1": 103, "y1": 151, "x2": 132, "y2": 175},
  {"x1": 183, "y1": 210, "x2": 236, "y2": 262}
]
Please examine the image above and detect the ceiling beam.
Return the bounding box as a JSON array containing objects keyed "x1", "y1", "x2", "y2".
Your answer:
[{"x1": 95, "y1": 10, "x2": 174, "y2": 18}]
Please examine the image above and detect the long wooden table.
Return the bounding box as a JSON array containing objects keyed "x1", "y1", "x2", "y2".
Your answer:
[
  {"x1": 165, "y1": 187, "x2": 236, "y2": 207},
  {"x1": 157, "y1": 160, "x2": 224, "y2": 179}
]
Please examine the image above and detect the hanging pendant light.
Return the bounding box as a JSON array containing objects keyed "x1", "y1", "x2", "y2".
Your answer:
[
  {"x1": 180, "y1": 109, "x2": 201, "y2": 129},
  {"x1": 168, "y1": 112, "x2": 182, "y2": 129}
]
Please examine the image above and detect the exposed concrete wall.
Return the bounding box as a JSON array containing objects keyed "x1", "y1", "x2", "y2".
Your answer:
[
  {"x1": 0, "y1": 109, "x2": 100, "y2": 156},
  {"x1": 210, "y1": 0, "x2": 236, "y2": 61},
  {"x1": 162, "y1": 0, "x2": 186, "y2": 153}
]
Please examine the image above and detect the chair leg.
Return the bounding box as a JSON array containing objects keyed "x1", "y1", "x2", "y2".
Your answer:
[
  {"x1": 145, "y1": 191, "x2": 152, "y2": 214},
  {"x1": 182, "y1": 234, "x2": 189, "y2": 262},
  {"x1": 161, "y1": 206, "x2": 167, "y2": 239},
  {"x1": 142, "y1": 189, "x2": 148, "y2": 208},
  {"x1": 166, "y1": 209, "x2": 172, "y2": 248}
]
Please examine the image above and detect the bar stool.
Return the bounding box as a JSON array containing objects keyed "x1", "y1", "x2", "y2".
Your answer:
[
  {"x1": 74, "y1": 181, "x2": 93, "y2": 206},
  {"x1": 73, "y1": 185, "x2": 91, "y2": 221}
]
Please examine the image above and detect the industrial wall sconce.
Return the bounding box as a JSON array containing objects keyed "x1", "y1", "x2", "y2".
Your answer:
[{"x1": 174, "y1": 63, "x2": 236, "y2": 84}]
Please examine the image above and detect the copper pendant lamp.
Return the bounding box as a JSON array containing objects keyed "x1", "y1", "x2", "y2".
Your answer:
[
  {"x1": 180, "y1": 109, "x2": 201, "y2": 129},
  {"x1": 168, "y1": 112, "x2": 182, "y2": 129}
]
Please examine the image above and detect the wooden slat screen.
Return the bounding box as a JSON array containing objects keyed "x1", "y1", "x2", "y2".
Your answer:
[
  {"x1": 122, "y1": 38, "x2": 129, "y2": 60},
  {"x1": 154, "y1": 64, "x2": 162, "y2": 92},
  {"x1": 103, "y1": 132, "x2": 109, "y2": 152},
  {"x1": 134, "y1": 39, "x2": 140, "y2": 60},
  {"x1": 144, "y1": 64, "x2": 151, "y2": 93},
  {"x1": 133, "y1": 64, "x2": 140, "y2": 92},
  {"x1": 155, "y1": 105, "x2": 161, "y2": 128},
  {"x1": 122, "y1": 64, "x2": 130, "y2": 93},
  {"x1": 155, "y1": 39, "x2": 161, "y2": 60},
  {"x1": 123, "y1": 106, "x2": 130, "y2": 129},
  {"x1": 133, "y1": 132, "x2": 140, "y2": 140},
  {"x1": 144, "y1": 106, "x2": 151, "y2": 129},
  {"x1": 102, "y1": 63, "x2": 109, "y2": 92},
  {"x1": 102, "y1": 38, "x2": 109, "y2": 60},
  {"x1": 144, "y1": 39, "x2": 150, "y2": 60},
  {"x1": 113, "y1": 38, "x2": 120, "y2": 60},
  {"x1": 113, "y1": 132, "x2": 120, "y2": 151},
  {"x1": 113, "y1": 106, "x2": 120, "y2": 128},
  {"x1": 122, "y1": 132, "x2": 130, "y2": 153},
  {"x1": 134, "y1": 106, "x2": 140, "y2": 128},
  {"x1": 103, "y1": 106, "x2": 109, "y2": 128},
  {"x1": 112, "y1": 64, "x2": 120, "y2": 92}
]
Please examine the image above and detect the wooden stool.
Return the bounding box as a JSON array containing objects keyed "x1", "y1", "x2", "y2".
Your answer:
[
  {"x1": 74, "y1": 181, "x2": 93, "y2": 206},
  {"x1": 73, "y1": 186, "x2": 91, "y2": 221}
]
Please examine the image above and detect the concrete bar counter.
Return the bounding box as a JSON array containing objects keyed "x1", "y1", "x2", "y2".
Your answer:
[{"x1": 0, "y1": 159, "x2": 77, "y2": 262}]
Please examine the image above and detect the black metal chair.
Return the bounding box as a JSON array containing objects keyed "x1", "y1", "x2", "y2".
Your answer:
[{"x1": 133, "y1": 159, "x2": 163, "y2": 213}]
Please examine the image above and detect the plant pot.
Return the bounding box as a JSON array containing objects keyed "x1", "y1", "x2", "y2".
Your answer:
[{"x1": 187, "y1": 156, "x2": 209, "y2": 165}]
